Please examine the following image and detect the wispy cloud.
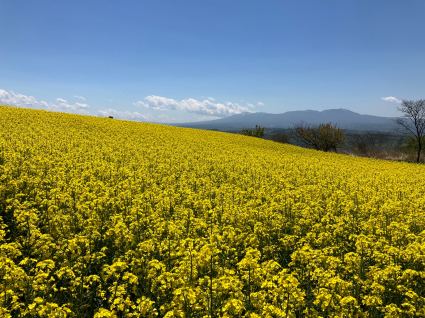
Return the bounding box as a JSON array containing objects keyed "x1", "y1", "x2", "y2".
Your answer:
[
  {"x1": 382, "y1": 96, "x2": 402, "y2": 103},
  {"x1": 97, "y1": 109, "x2": 154, "y2": 121},
  {"x1": 74, "y1": 95, "x2": 86, "y2": 101},
  {"x1": 134, "y1": 95, "x2": 252, "y2": 117},
  {"x1": 97, "y1": 108, "x2": 173, "y2": 123},
  {"x1": 0, "y1": 89, "x2": 90, "y2": 114},
  {"x1": 193, "y1": 115, "x2": 222, "y2": 121},
  {"x1": 0, "y1": 89, "x2": 257, "y2": 123},
  {"x1": 0, "y1": 89, "x2": 38, "y2": 107},
  {"x1": 158, "y1": 114, "x2": 169, "y2": 120},
  {"x1": 257, "y1": 102, "x2": 265, "y2": 106}
]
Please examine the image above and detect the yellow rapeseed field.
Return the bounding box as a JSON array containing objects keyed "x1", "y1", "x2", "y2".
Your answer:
[{"x1": 1, "y1": 105, "x2": 425, "y2": 318}]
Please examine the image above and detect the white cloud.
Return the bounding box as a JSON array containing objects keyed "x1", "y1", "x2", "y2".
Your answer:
[
  {"x1": 134, "y1": 96, "x2": 176, "y2": 111},
  {"x1": 208, "y1": 97, "x2": 215, "y2": 101},
  {"x1": 97, "y1": 108, "x2": 172, "y2": 123},
  {"x1": 0, "y1": 89, "x2": 38, "y2": 107},
  {"x1": 0, "y1": 89, "x2": 256, "y2": 123},
  {"x1": 257, "y1": 102, "x2": 265, "y2": 106},
  {"x1": 97, "y1": 109, "x2": 153, "y2": 121},
  {"x1": 74, "y1": 95, "x2": 86, "y2": 101},
  {"x1": 0, "y1": 89, "x2": 90, "y2": 114},
  {"x1": 134, "y1": 95, "x2": 252, "y2": 117},
  {"x1": 158, "y1": 114, "x2": 169, "y2": 120},
  {"x1": 193, "y1": 115, "x2": 222, "y2": 121},
  {"x1": 382, "y1": 96, "x2": 402, "y2": 103}
]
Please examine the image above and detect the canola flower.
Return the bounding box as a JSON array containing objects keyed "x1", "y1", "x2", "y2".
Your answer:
[{"x1": 1, "y1": 105, "x2": 425, "y2": 318}]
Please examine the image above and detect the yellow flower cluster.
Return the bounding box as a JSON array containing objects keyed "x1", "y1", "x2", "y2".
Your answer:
[{"x1": 1, "y1": 105, "x2": 425, "y2": 317}]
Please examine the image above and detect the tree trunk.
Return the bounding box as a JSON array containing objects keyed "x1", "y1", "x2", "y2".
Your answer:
[{"x1": 417, "y1": 142, "x2": 422, "y2": 163}]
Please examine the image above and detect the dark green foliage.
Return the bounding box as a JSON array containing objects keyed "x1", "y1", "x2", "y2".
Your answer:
[
  {"x1": 293, "y1": 121, "x2": 346, "y2": 152},
  {"x1": 270, "y1": 132, "x2": 291, "y2": 144},
  {"x1": 240, "y1": 125, "x2": 265, "y2": 138},
  {"x1": 403, "y1": 136, "x2": 425, "y2": 153}
]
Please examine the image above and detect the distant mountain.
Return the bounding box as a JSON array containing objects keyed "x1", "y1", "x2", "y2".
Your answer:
[{"x1": 172, "y1": 109, "x2": 399, "y2": 131}]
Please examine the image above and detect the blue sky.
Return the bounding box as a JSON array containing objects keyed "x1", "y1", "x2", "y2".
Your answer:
[{"x1": 0, "y1": 0, "x2": 424, "y2": 123}]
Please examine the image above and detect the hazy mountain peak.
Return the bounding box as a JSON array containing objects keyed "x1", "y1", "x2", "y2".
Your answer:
[{"x1": 173, "y1": 108, "x2": 398, "y2": 132}]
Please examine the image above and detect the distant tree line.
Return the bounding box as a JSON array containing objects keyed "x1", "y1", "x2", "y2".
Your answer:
[
  {"x1": 240, "y1": 125, "x2": 291, "y2": 144},
  {"x1": 237, "y1": 99, "x2": 425, "y2": 163},
  {"x1": 240, "y1": 125, "x2": 265, "y2": 138},
  {"x1": 292, "y1": 122, "x2": 346, "y2": 152},
  {"x1": 239, "y1": 122, "x2": 348, "y2": 152},
  {"x1": 270, "y1": 132, "x2": 290, "y2": 144}
]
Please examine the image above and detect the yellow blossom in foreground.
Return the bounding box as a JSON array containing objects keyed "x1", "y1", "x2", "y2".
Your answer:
[{"x1": 1, "y1": 105, "x2": 425, "y2": 317}]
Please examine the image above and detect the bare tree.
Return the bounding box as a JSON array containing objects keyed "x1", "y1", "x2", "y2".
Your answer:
[
  {"x1": 270, "y1": 132, "x2": 291, "y2": 144},
  {"x1": 292, "y1": 121, "x2": 346, "y2": 152},
  {"x1": 393, "y1": 99, "x2": 425, "y2": 163}
]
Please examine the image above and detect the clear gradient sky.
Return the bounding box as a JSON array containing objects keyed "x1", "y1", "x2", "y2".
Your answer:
[{"x1": 0, "y1": 0, "x2": 424, "y2": 123}]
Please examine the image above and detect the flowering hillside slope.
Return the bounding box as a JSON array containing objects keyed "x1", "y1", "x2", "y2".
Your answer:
[{"x1": 1, "y1": 105, "x2": 425, "y2": 317}]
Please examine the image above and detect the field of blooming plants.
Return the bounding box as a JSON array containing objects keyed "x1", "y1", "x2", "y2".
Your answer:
[{"x1": 1, "y1": 105, "x2": 425, "y2": 318}]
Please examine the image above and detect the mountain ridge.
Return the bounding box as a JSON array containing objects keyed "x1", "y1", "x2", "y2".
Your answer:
[{"x1": 171, "y1": 108, "x2": 399, "y2": 131}]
